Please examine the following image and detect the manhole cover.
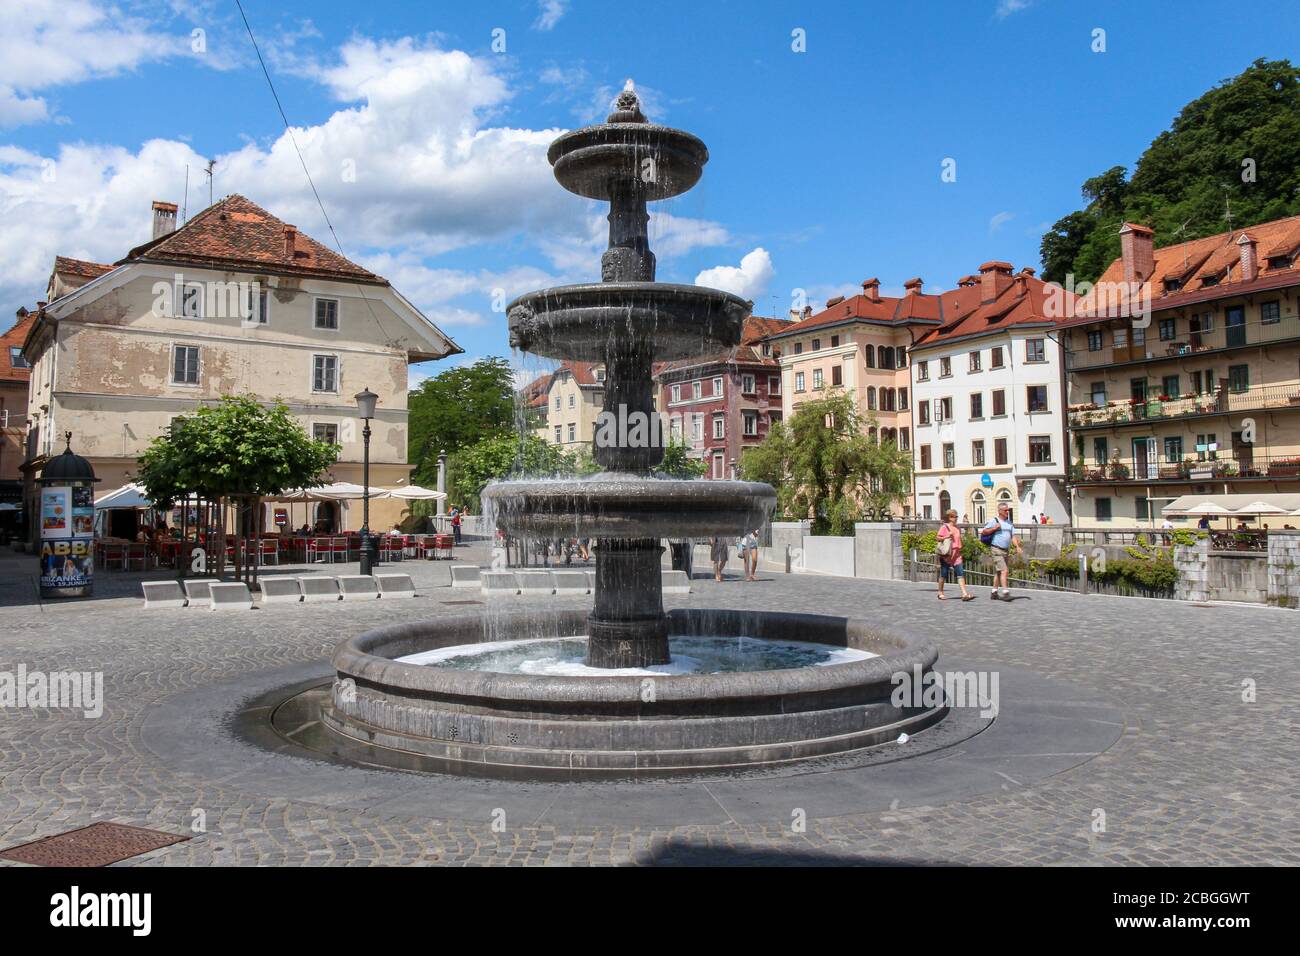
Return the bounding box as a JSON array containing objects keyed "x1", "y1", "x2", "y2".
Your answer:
[
  {"x1": 440, "y1": 600, "x2": 483, "y2": 605},
  {"x1": 0, "y1": 822, "x2": 189, "y2": 867}
]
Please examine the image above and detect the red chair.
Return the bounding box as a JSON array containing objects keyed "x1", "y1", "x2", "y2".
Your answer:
[
  {"x1": 434, "y1": 534, "x2": 454, "y2": 560},
  {"x1": 259, "y1": 538, "x2": 279, "y2": 566},
  {"x1": 331, "y1": 537, "x2": 352, "y2": 563}
]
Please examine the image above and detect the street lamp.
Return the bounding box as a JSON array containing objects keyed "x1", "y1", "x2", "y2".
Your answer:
[{"x1": 355, "y1": 387, "x2": 379, "y2": 575}]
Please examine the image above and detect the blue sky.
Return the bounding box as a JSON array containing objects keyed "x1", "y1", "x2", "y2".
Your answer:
[{"x1": 3, "y1": 0, "x2": 1298, "y2": 381}]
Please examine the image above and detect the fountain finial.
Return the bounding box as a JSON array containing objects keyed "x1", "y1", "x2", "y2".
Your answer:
[{"x1": 608, "y1": 79, "x2": 646, "y2": 124}]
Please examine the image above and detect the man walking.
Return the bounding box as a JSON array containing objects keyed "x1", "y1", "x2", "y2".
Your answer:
[{"x1": 979, "y1": 502, "x2": 1022, "y2": 600}]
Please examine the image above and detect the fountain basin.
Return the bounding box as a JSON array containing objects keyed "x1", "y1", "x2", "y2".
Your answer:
[
  {"x1": 548, "y1": 123, "x2": 708, "y2": 201},
  {"x1": 507, "y1": 282, "x2": 750, "y2": 362},
  {"x1": 326, "y1": 609, "x2": 945, "y2": 775},
  {"x1": 481, "y1": 475, "x2": 776, "y2": 539}
]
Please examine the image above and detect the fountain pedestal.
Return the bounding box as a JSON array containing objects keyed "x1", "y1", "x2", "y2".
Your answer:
[{"x1": 587, "y1": 537, "x2": 669, "y2": 667}]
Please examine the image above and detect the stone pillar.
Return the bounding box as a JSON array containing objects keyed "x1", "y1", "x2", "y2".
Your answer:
[
  {"x1": 1173, "y1": 535, "x2": 1211, "y2": 603},
  {"x1": 587, "y1": 537, "x2": 669, "y2": 667},
  {"x1": 436, "y1": 450, "x2": 447, "y2": 517},
  {"x1": 1267, "y1": 529, "x2": 1300, "y2": 609},
  {"x1": 854, "y1": 521, "x2": 904, "y2": 580}
]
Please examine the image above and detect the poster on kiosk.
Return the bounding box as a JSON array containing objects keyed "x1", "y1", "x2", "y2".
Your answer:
[{"x1": 38, "y1": 437, "x2": 98, "y2": 598}]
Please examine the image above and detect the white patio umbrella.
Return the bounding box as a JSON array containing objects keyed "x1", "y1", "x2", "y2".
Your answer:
[
  {"x1": 1162, "y1": 498, "x2": 1232, "y2": 515},
  {"x1": 272, "y1": 482, "x2": 388, "y2": 501},
  {"x1": 1234, "y1": 500, "x2": 1289, "y2": 515},
  {"x1": 386, "y1": 484, "x2": 445, "y2": 501},
  {"x1": 94, "y1": 482, "x2": 153, "y2": 509}
]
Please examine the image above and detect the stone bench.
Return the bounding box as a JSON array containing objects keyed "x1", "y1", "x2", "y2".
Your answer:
[
  {"x1": 553, "y1": 570, "x2": 590, "y2": 595},
  {"x1": 142, "y1": 580, "x2": 187, "y2": 609},
  {"x1": 450, "y1": 565, "x2": 482, "y2": 588},
  {"x1": 208, "y1": 582, "x2": 253, "y2": 611},
  {"x1": 480, "y1": 571, "x2": 519, "y2": 595},
  {"x1": 516, "y1": 570, "x2": 556, "y2": 595},
  {"x1": 298, "y1": 576, "x2": 341, "y2": 602},
  {"x1": 662, "y1": 570, "x2": 692, "y2": 594},
  {"x1": 374, "y1": 573, "x2": 416, "y2": 599},
  {"x1": 338, "y1": 574, "x2": 379, "y2": 601},
  {"x1": 181, "y1": 577, "x2": 220, "y2": 606},
  {"x1": 259, "y1": 577, "x2": 303, "y2": 603}
]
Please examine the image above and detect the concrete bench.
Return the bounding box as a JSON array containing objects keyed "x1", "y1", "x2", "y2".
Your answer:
[
  {"x1": 259, "y1": 577, "x2": 303, "y2": 603},
  {"x1": 142, "y1": 580, "x2": 187, "y2": 609},
  {"x1": 662, "y1": 570, "x2": 691, "y2": 594},
  {"x1": 298, "y1": 576, "x2": 341, "y2": 602},
  {"x1": 181, "y1": 577, "x2": 220, "y2": 606},
  {"x1": 338, "y1": 574, "x2": 379, "y2": 600},
  {"x1": 480, "y1": 571, "x2": 519, "y2": 595},
  {"x1": 374, "y1": 573, "x2": 416, "y2": 599},
  {"x1": 450, "y1": 565, "x2": 482, "y2": 588},
  {"x1": 516, "y1": 570, "x2": 555, "y2": 595},
  {"x1": 208, "y1": 582, "x2": 253, "y2": 611},
  {"x1": 553, "y1": 570, "x2": 590, "y2": 595}
]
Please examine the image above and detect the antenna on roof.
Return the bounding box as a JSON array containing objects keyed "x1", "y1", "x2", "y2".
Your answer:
[
  {"x1": 1170, "y1": 218, "x2": 1193, "y2": 269},
  {"x1": 1221, "y1": 185, "x2": 1236, "y2": 238},
  {"x1": 204, "y1": 160, "x2": 216, "y2": 207},
  {"x1": 182, "y1": 164, "x2": 189, "y2": 223}
]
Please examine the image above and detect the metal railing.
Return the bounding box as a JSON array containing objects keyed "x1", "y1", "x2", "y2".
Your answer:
[
  {"x1": 1067, "y1": 312, "x2": 1300, "y2": 371},
  {"x1": 1069, "y1": 383, "x2": 1300, "y2": 428},
  {"x1": 1069, "y1": 452, "x2": 1300, "y2": 483}
]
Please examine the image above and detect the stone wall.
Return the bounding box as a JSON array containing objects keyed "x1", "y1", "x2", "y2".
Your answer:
[
  {"x1": 1207, "y1": 553, "x2": 1269, "y2": 604},
  {"x1": 1267, "y1": 529, "x2": 1300, "y2": 609},
  {"x1": 855, "y1": 522, "x2": 903, "y2": 580},
  {"x1": 1173, "y1": 536, "x2": 1210, "y2": 603}
]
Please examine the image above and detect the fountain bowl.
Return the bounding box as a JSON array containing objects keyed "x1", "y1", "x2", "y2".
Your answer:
[
  {"x1": 548, "y1": 123, "x2": 708, "y2": 201},
  {"x1": 325, "y1": 608, "x2": 945, "y2": 776},
  {"x1": 507, "y1": 282, "x2": 751, "y2": 362}
]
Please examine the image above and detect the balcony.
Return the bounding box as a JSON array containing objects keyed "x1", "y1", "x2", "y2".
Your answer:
[
  {"x1": 1068, "y1": 312, "x2": 1300, "y2": 371},
  {"x1": 1069, "y1": 383, "x2": 1300, "y2": 429},
  {"x1": 1070, "y1": 452, "x2": 1300, "y2": 484}
]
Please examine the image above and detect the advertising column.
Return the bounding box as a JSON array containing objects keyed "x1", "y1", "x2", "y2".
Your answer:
[{"x1": 37, "y1": 436, "x2": 99, "y2": 599}]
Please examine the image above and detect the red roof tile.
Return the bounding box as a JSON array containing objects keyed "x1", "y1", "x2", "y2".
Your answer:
[
  {"x1": 1, "y1": 311, "x2": 37, "y2": 383},
  {"x1": 53, "y1": 256, "x2": 114, "y2": 281}
]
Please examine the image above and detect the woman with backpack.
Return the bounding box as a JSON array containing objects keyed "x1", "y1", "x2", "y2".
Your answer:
[{"x1": 936, "y1": 509, "x2": 974, "y2": 601}]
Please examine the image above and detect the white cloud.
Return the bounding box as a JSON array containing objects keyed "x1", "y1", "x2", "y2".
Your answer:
[
  {"x1": 695, "y1": 248, "x2": 774, "y2": 302},
  {"x1": 533, "y1": 1, "x2": 569, "y2": 32},
  {"x1": 989, "y1": 210, "x2": 1014, "y2": 234},
  {"x1": 995, "y1": 0, "x2": 1033, "y2": 18},
  {"x1": 0, "y1": 0, "x2": 194, "y2": 126}
]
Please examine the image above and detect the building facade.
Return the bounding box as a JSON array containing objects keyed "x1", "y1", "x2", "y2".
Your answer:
[
  {"x1": 1063, "y1": 217, "x2": 1300, "y2": 528},
  {"x1": 1, "y1": 309, "x2": 36, "y2": 535},
  {"x1": 20, "y1": 195, "x2": 459, "y2": 538},
  {"x1": 528, "y1": 360, "x2": 606, "y2": 455}
]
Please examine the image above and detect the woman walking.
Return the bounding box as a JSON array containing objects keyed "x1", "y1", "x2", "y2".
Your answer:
[
  {"x1": 740, "y1": 530, "x2": 759, "y2": 581},
  {"x1": 709, "y1": 536, "x2": 729, "y2": 582},
  {"x1": 936, "y1": 509, "x2": 974, "y2": 601}
]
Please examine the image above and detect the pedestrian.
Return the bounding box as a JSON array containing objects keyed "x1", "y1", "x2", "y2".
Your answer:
[
  {"x1": 979, "y1": 501, "x2": 1023, "y2": 600},
  {"x1": 936, "y1": 509, "x2": 973, "y2": 601},
  {"x1": 450, "y1": 506, "x2": 462, "y2": 545},
  {"x1": 709, "y1": 536, "x2": 729, "y2": 582},
  {"x1": 1197, "y1": 514, "x2": 1210, "y2": 530},
  {"x1": 741, "y1": 529, "x2": 759, "y2": 581},
  {"x1": 1039, "y1": 513, "x2": 1049, "y2": 525}
]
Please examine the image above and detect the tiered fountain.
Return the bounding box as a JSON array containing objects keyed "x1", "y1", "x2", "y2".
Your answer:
[{"x1": 325, "y1": 86, "x2": 944, "y2": 776}]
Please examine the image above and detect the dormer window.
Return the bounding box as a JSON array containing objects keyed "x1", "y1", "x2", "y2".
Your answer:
[
  {"x1": 1267, "y1": 254, "x2": 1294, "y2": 270},
  {"x1": 595, "y1": 367, "x2": 606, "y2": 382},
  {"x1": 1163, "y1": 277, "x2": 1183, "y2": 292},
  {"x1": 1201, "y1": 274, "x2": 1220, "y2": 288}
]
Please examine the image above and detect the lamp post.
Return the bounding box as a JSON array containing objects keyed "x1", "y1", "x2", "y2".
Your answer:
[{"x1": 355, "y1": 387, "x2": 378, "y2": 575}]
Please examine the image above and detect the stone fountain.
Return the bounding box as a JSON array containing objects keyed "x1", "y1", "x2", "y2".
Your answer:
[{"x1": 324, "y1": 86, "x2": 945, "y2": 776}]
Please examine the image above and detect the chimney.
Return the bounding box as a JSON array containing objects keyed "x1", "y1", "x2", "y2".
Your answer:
[
  {"x1": 1019, "y1": 266, "x2": 1036, "y2": 277},
  {"x1": 978, "y1": 261, "x2": 1013, "y2": 303},
  {"x1": 283, "y1": 225, "x2": 298, "y2": 259},
  {"x1": 826, "y1": 295, "x2": 845, "y2": 308},
  {"x1": 1119, "y1": 222, "x2": 1154, "y2": 286},
  {"x1": 802, "y1": 305, "x2": 812, "y2": 319},
  {"x1": 151, "y1": 200, "x2": 178, "y2": 240},
  {"x1": 956, "y1": 274, "x2": 979, "y2": 288},
  {"x1": 1237, "y1": 232, "x2": 1259, "y2": 283},
  {"x1": 861, "y1": 277, "x2": 881, "y2": 302},
  {"x1": 903, "y1": 277, "x2": 923, "y2": 296}
]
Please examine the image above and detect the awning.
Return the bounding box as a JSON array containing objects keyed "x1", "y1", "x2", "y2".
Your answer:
[
  {"x1": 94, "y1": 483, "x2": 153, "y2": 510},
  {"x1": 386, "y1": 484, "x2": 445, "y2": 501},
  {"x1": 272, "y1": 482, "x2": 389, "y2": 502},
  {"x1": 1163, "y1": 493, "x2": 1300, "y2": 516}
]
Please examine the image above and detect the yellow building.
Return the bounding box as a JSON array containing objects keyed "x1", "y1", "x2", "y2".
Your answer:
[
  {"x1": 20, "y1": 195, "x2": 459, "y2": 536},
  {"x1": 527, "y1": 360, "x2": 606, "y2": 453},
  {"x1": 1064, "y1": 218, "x2": 1300, "y2": 528}
]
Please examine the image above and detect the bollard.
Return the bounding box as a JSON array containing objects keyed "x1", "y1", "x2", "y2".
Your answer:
[
  {"x1": 1078, "y1": 552, "x2": 1089, "y2": 595},
  {"x1": 910, "y1": 548, "x2": 919, "y2": 583},
  {"x1": 785, "y1": 544, "x2": 792, "y2": 574}
]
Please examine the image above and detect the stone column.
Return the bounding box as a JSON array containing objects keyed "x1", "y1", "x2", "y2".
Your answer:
[
  {"x1": 436, "y1": 450, "x2": 447, "y2": 517},
  {"x1": 587, "y1": 538, "x2": 669, "y2": 667},
  {"x1": 1173, "y1": 535, "x2": 1211, "y2": 603},
  {"x1": 1267, "y1": 529, "x2": 1300, "y2": 609}
]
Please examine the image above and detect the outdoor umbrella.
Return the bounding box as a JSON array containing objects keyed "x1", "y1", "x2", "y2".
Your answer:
[
  {"x1": 386, "y1": 484, "x2": 445, "y2": 500},
  {"x1": 1233, "y1": 501, "x2": 1289, "y2": 515}
]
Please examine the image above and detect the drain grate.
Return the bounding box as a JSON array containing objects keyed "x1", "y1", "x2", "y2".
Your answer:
[
  {"x1": 0, "y1": 822, "x2": 189, "y2": 867},
  {"x1": 440, "y1": 600, "x2": 483, "y2": 605}
]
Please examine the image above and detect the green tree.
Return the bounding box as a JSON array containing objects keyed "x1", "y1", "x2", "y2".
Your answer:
[
  {"x1": 408, "y1": 357, "x2": 517, "y2": 485},
  {"x1": 449, "y1": 432, "x2": 573, "y2": 512},
  {"x1": 739, "y1": 392, "x2": 911, "y2": 535},
  {"x1": 659, "y1": 437, "x2": 707, "y2": 479},
  {"x1": 1040, "y1": 59, "x2": 1300, "y2": 284},
  {"x1": 136, "y1": 396, "x2": 337, "y2": 581}
]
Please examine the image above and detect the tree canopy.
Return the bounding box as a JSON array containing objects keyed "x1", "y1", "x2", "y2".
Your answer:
[
  {"x1": 136, "y1": 395, "x2": 337, "y2": 508},
  {"x1": 1040, "y1": 59, "x2": 1300, "y2": 284},
  {"x1": 408, "y1": 356, "x2": 517, "y2": 486},
  {"x1": 449, "y1": 432, "x2": 574, "y2": 512},
  {"x1": 739, "y1": 392, "x2": 911, "y2": 535}
]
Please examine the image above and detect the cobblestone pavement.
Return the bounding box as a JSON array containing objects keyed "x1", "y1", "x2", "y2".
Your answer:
[{"x1": 0, "y1": 544, "x2": 1295, "y2": 866}]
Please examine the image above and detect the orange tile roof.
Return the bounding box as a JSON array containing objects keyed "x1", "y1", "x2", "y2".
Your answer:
[
  {"x1": 655, "y1": 316, "x2": 788, "y2": 376},
  {"x1": 123, "y1": 194, "x2": 384, "y2": 284},
  {"x1": 53, "y1": 256, "x2": 114, "y2": 281},
  {"x1": 1, "y1": 311, "x2": 37, "y2": 383}
]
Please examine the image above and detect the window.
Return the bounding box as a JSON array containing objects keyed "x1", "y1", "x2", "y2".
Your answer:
[
  {"x1": 713, "y1": 453, "x2": 725, "y2": 479},
  {"x1": 314, "y1": 297, "x2": 339, "y2": 330},
  {"x1": 247, "y1": 286, "x2": 269, "y2": 324},
  {"x1": 1090, "y1": 381, "x2": 1106, "y2": 405},
  {"x1": 312, "y1": 354, "x2": 338, "y2": 393},
  {"x1": 1196, "y1": 433, "x2": 1218, "y2": 462},
  {"x1": 899, "y1": 387, "x2": 908, "y2": 410},
  {"x1": 812, "y1": 368, "x2": 824, "y2": 389},
  {"x1": 554, "y1": 425, "x2": 561, "y2": 443},
  {"x1": 691, "y1": 415, "x2": 703, "y2": 442},
  {"x1": 970, "y1": 393, "x2": 983, "y2": 419},
  {"x1": 880, "y1": 387, "x2": 895, "y2": 411},
  {"x1": 972, "y1": 440, "x2": 985, "y2": 467},
  {"x1": 793, "y1": 342, "x2": 803, "y2": 355},
  {"x1": 692, "y1": 380, "x2": 702, "y2": 400},
  {"x1": 1132, "y1": 326, "x2": 1146, "y2": 347},
  {"x1": 936, "y1": 397, "x2": 952, "y2": 422},
  {"x1": 795, "y1": 371, "x2": 805, "y2": 392},
  {"x1": 1093, "y1": 437, "x2": 1108, "y2": 464},
  {"x1": 172, "y1": 345, "x2": 200, "y2": 385},
  {"x1": 943, "y1": 443, "x2": 955, "y2": 469},
  {"x1": 1158, "y1": 317, "x2": 1176, "y2": 341},
  {"x1": 713, "y1": 376, "x2": 723, "y2": 396},
  {"x1": 969, "y1": 351, "x2": 982, "y2": 372},
  {"x1": 1130, "y1": 378, "x2": 1147, "y2": 402},
  {"x1": 9, "y1": 346, "x2": 29, "y2": 369},
  {"x1": 939, "y1": 357, "x2": 952, "y2": 378},
  {"x1": 1096, "y1": 497, "x2": 1112, "y2": 521},
  {"x1": 972, "y1": 490, "x2": 987, "y2": 524},
  {"x1": 864, "y1": 344, "x2": 876, "y2": 368},
  {"x1": 567, "y1": 423, "x2": 576, "y2": 442},
  {"x1": 768, "y1": 375, "x2": 780, "y2": 395},
  {"x1": 595, "y1": 367, "x2": 606, "y2": 382},
  {"x1": 994, "y1": 437, "x2": 1008, "y2": 466},
  {"x1": 920, "y1": 445, "x2": 932, "y2": 470},
  {"x1": 1163, "y1": 436, "x2": 1183, "y2": 462},
  {"x1": 811, "y1": 338, "x2": 821, "y2": 351},
  {"x1": 1198, "y1": 312, "x2": 1215, "y2": 333},
  {"x1": 880, "y1": 347, "x2": 895, "y2": 369},
  {"x1": 1113, "y1": 327, "x2": 1129, "y2": 349},
  {"x1": 990, "y1": 346, "x2": 1004, "y2": 368},
  {"x1": 896, "y1": 350, "x2": 907, "y2": 369},
  {"x1": 899, "y1": 428, "x2": 910, "y2": 450},
  {"x1": 671, "y1": 384, "x2": 681, "y2": 403},
  {"x1": 313, "y1": 423, "x2": 338, "y2": 445},
  {"x1": 1028, "y1": 436, "x2": 1052, "y2": 463},
  {"x1": 554, "y1": 396, "x2": 561, "y2": 411},
  {"x1": 831, "y1": 365, "x2": 842, "y2": 387},
  {"x1": 1026, "y1": 385, "x2": 1048, "y2": 412},
  {"x1": 1025, "y1": 338, "x2": 1046, "y2": 363},
  {"x1": 742, "y1": 411, "x2": 757, "y2": 436},
  {"x1": 991, "y1": 389, "x2": 1006, "y2": 417},
  {"x1": 1087, "y1": 330, "x2": 1102, "y2": 352},
  {"x1": 713, "y1": 415, "x2": 725, "y2": 439},
  {"x1": 1161, "y1": 375, "x2": 1180, "y2": 399},
  {"x1": 917, "y1": 400, "x2": 929, "y2": 425},
  {"x1": 916, "y1": 360, "x2": 929, "y2": 381},
  {"x1": 1261, "y1": 301, "x2": 1281, "y2": 325},
  {"x1": 830, "y1": 335, "x2": 840, "y2": 348},
  {"x1": 568, "y1": 394, "x2": 575, "y2": 408},
  {"x1": 1228, "y1": 364, "x2": 1249, "y2": 393},
  {"x1": 741, "y1": 374, "x2": 755, "y2": 394},
  {"x1": 1136, "y1": 496, "x2": 1150, "y2": 521}
]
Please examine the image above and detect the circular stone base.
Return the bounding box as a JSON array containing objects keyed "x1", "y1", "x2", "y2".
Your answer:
[{"x1": 326, "y1": 608, "x2": 945, "y2": 777}]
